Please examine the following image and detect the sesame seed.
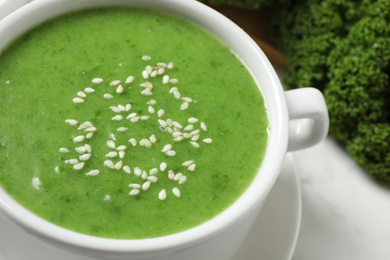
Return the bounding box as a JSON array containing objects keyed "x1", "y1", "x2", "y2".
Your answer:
[
  {"x1": 169, "y1": 87, "x2": 177, "y2": 94},
  {"x1": 73, "y1": 135, "x2": 86, "y2": 143},
  {"x1": 129, "y1": 183, "x2": 141, "y2": 189},
  {"x1": 167, "y1": 62, "x2": 174, "y2": 69},
  {"x1": 114, "y1": 161, "x2": 123, "y2": 170},
  {"x1": 142, "y1": 70, "x2": 149, "y2": 79},
  {"x1": 150, "y1": 134, "x2": 157, "y2": 144},
  {"x1": 55, "y1": 166, "x2": 59, "y2": 173},
  {"x1": 141, "y1": 88, "x2": 153, "y2": 96},
  {"x1": 172, "y1": 132, "x2": 183, "y2": 138},
  {"x1": 146, "y1": 65, "x2": 152, "y2": 74},
  {"x1": 134, "y1": 167, "x2": 142, "y2": 176},
  {"x1": 161, "y1": 144, "x2": 172, "y2": 153},
  {"x1": 109, "y1": 106, "x2": 121, "y2": 113},
  {"x1": 80, "y1": 153, "x2": 92, "y2": 161},
  {"x1": 123, "y1": 165, "x2": 131, "y2": 174},
  {"x1": 59, "y1": 147, "x2": 70, "y2": 153},
  {"x1": 188, "y1": 164, "x2": 196, "y2": 172},
  {"x1": 104, "y1": 194, "x2": 111, "y2": 200},
  {"x1": 109, "y1": 132, "x2": 116, "y2": 141},
  {"x1": 181, "y1": 97, "x2": 193, "y2": 103},
  {"x1": 173, "y1": 172, "x2": 183, "y2": 181},
  {"x1": 150, "y1": 70, "x2": 158, "y2": 78},
  {"x1": 172, "y1": 121, "x2": 183, "y2": 129},
  {"x1": 201, "y1": 122, "x2": 207, "y2": 131},
  {"x1": 182, "y1": 160, "x2": 194, "y2": 166},
  {"x1": 104, "y1": 160, "x2": 115, "y2": 169},
  {"x1": 142, "y1": 181, "x2": 151, "y2": 190},
  {"x1": 181, "y1": 102, "x2": 189, "y2": 110},
  {"x1": 92, "y1": 78, "x2": 104, "y2": 84},
  {"x1": 86, "y1": 169, "x2": 100, "y2": 176},
  {"x1": 126, "y1": 112, "x2": 137, "y2": 119},
  {"x1": 178, "y1": 175, "x2": 187, "y2": 184},
  {"x1": 107, "y1": 140, "x2": 116, "y2": 149},
  {"x1": 116, "y1": 145, "x2": 127, "y2": 151},
  {"x1": 172, "y1": 187, "x2": 181, "y2": 198},
  {"x1": 203, "y1": 138, "x2": 213, "y2": 144},
  {"x1": 85, "y1": 121, "x2": 93, "y2": 127},
  {"x1": 190, "y1": 129, "x2": 201, "y2": 136},
  {"x1": 73, "y1": 97, "x2": 84, "y2": 104},
  {"x1": 188, "y1": 117, "x2": 198, "y2": 123},
  {"x1": 77, "y1": 91, "x2": 86, "y2": 98},
  {"x1": 73, "y1": 162, "x2": 85, "y2": 170},
  {"x1": 86, "y1": 132, "x2": 94, "y2": 139},
  {"x1": 141, "y1": 171, "x2": 148, "y2": 179},
  {"x1": 106, "y1": 151, "x2": 118, "y2": 158},
  {"x1": 32, "y1": 177, "x2": 41, "y2": 190},
  {"x1": 142, "y1": 55, "x2": 151, "y2": 61},
  {"x1": 166, "y1": 150, "x2": 176, "y2": 156},
  {"x1": 147, "y1": 99, "x2": 157, "y2": 105},
  {"x1": 144, "y1": 139, "x2": 152, "y2": 148},
  {"x1": 130, "y1": 116, "x2": 140, "y2": 123},
  {"x1": 125, "y1": 104, "x2": 131, "y2": 111},
  {"x1": 110, "y1": 80, "x2": 121, "y2": 86},
  {"x1": 129, "y1": 189, "x2": 140, "y2": 196},
  {"x1": 65, "y1": 119, "x2": 78, "y2": 126},
  {"x1": 85, "y1": 126, "x2": 97, "y2": 132},
  {"x1": 158, "y1": 189, "x2": 167, "y2": 200},
  {"x1": 169, "y1": 78, "x2": 178, "y2": 84},
  {"x1": 190, "y1": 142, "x2": 200, "y2": 148},
  {"x1": 140, "y1": 115, "x2": 150, "y2": 120},
  {"x1": 125, "y1": 76, "x2": 134, "y2": 84},
  {"x1": 168, "y1": 170, "x2": 175, "y2": 180},
  {"x1": 166, "y1": 127, "x2": 174, "y2": 134},
  {"x1": 147, "y1": 175, "x2": 159, "y2": 183},
  {"x1": 157, "y1": 62, "x2": 167, "y2": 67},
  {"x1": 84, "y1": 144, "x2": 92, "y2": 153},
  {"x1": 149, "y1": 168, "x2": 158, "y2": 175},
  {"x1": 158, "y1": 119, "x2": 168, "y2": 127},
  {"x1": 191, "y1": 134, "x2": 200, "y2": 141},
  {"x1": 157, "y1": 109, "x2": 165, "y2": 118},
  {"x1": 116, "y1": 85, "x2": 124, "y2": 94},
  {"x1": 148, "y1": 106, "x2": 155, "y2": 114},
  {"x1": 183, "y1": 133, "x2": 192, "y2": 139},
  {"x1": 117, "y1": 127, "x2": 128, "y2": 132},
  {"x1": 104, "y1": 94, "x2": 114, "y2": 99},
  {"x1": 173, "y1": 136, "x2": 184, "y2": 142},
  {"x1": 173, "y1": 90, "x2": 181, "y2": 100},
  {"x1": 119, "y1": 151, "x2": 125, "y2": 159},
  {"x1": 128, "y1": 138, "x2": 137, "y2": 146},
  {"x1": 162, "y1": 75, "x2": 169, "y2": 84},
  {"x1": 159, "y1": 126, "x2": 167, "y2": 132},
  {"x1": 160, "y1": 162, "x2": 167, "y2": 171},
  {"x1": 166, "y1": 119, "x2": 173, "y2": 126},
  {"x1": 85, "y1": 87, "x2": 95, "y2": 93},
  {"x1": 111, "y1": 115, "x2": 123, "y2": 121},
  {"x1": 117, "y1": 104, "x2": 125, "y2": 111},
  {"x1": 184, "y1": 125, "x2": 194, "y2": 131}
]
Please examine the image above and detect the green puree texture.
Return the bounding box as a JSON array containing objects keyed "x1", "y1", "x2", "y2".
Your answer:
[{"x1": 0, "y1": 7, "x2": 268, "y2": 239}]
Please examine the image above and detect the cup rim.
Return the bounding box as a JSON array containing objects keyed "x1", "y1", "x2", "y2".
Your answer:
[{"x1": 0, "y1": 0, "x2": 288, "y2": 254}]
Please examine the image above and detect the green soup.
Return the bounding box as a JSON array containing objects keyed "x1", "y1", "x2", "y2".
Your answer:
[{"x1": 0, "y1": 7, "x2": 268, "y2": 239}]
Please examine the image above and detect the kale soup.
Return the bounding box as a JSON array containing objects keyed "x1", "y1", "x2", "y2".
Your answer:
[{"x1": 0, "y1": 7, "x2": 268, "y2": 239}]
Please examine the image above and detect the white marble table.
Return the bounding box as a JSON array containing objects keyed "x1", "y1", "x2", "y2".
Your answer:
[{"x1": 291, "y1": 137, "x2": 390, "y2": 260}]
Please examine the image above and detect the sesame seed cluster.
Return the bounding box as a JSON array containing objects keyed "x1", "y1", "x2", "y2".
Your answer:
[{"x1": 54, "y1": 55, "x2": 212, "y2": 201}]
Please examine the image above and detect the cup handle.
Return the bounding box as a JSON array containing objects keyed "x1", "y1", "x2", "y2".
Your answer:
[{"x1": 285, "y1": 87, "x2": 329, "y2": 152}]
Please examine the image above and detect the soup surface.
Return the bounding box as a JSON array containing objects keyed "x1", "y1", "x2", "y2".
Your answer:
[{"x1": 0, "y1": 7, "x2": 268, "y2": 238}]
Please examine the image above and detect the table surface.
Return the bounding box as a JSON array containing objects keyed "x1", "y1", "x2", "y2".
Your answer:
[{"x1": 291, "y1": 137, "x2": 390, "y2": 260}]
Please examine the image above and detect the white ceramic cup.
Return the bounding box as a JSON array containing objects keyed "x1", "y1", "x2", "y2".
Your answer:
[{"x1": 0, "y1": 0, "x2": 329, "y2": 259}]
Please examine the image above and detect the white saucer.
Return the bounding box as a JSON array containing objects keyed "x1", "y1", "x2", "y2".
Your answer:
[
  {"x1": 0, "y1": 154, "x2": 301, "y2": 260},
  {"x1": 233, "y1": 153, "x2": 302, "y2": 260}
]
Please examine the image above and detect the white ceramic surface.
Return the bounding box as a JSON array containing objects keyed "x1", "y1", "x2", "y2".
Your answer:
[
  {"x1": 0, "y1": 1, "x2": 327, "y2": 259},
  {"x1": 0, "y1": 154, "x2": 301, "y2": 260}
]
